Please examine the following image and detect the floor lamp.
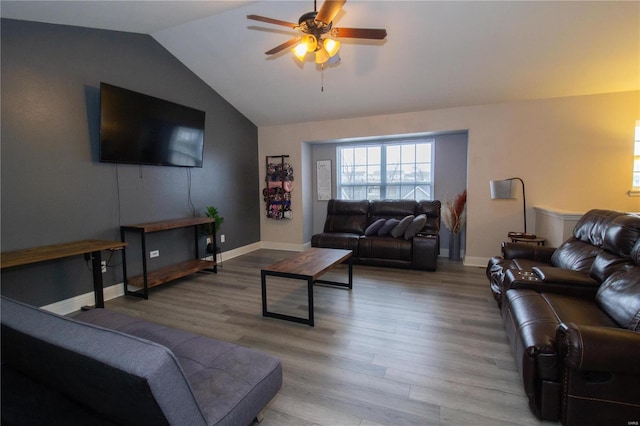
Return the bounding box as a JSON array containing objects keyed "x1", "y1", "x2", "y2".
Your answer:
[{"x1": 490, "y1": 177, "x2": 536, "y2": 238}]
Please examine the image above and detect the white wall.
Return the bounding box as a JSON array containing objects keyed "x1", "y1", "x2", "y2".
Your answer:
[{"x1": 258, "y1": 90, "x2": 640, "y2": 266}]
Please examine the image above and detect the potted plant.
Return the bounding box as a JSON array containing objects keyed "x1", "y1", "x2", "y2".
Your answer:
[{"x1": 202, "y1": 206, "x2": 224, "y2": 254}]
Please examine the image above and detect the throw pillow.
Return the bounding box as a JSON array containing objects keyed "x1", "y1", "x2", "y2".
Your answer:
[
  {"x1": 364, "y1": 218, "x2": 386, "y2": 236},
  {"x1": 404, "y1": 214, "x2": 427, "y2": 239},
  {"x1": 390, "y1": 215, "x2": 415, "y2": 238},
  {"x1": 378, "y1": 218, "x2": 400, "y2": 236}
]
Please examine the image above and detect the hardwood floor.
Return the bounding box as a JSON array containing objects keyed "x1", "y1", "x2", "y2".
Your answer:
[{"x1": 104, "y1": 249, "x2": 551, "y2": 426}]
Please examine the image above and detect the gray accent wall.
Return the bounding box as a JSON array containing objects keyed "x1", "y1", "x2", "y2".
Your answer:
[{"x1": 1, "y1": 19, "x2": 259, "y2": 306}]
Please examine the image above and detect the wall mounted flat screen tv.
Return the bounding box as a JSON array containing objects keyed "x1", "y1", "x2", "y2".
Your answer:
[{"x1": 99, "y1": 82, "x2": 205, "y2": 167}]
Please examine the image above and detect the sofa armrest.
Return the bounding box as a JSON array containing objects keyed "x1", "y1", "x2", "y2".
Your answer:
[
  {"x1": 502, "y1": 242, "x2": 556, "y2": 262},
  {"x1": 557, "y1": 322, "x2": 640, "y2": 374},
  {"x1": 412, "y1": 234, "x2": 438, "y2": 271},
  {"x1": 532, "y1": 266, "x2": 598, "y2": 286},
  {"x1": 503, "y1": 269, "x2": 600, "y2": 299}
]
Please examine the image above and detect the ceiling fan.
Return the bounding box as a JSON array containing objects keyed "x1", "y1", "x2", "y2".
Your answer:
[{"x1": 247, "y1": 0, "x2": 387, "y2": 65}]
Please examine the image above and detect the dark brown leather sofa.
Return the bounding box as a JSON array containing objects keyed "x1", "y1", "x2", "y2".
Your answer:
[
  {"x1": 311, "y1": 199, "x2": 441, "y2": 271},
  {"x1": 486, "y1": 209, "x2": 640, "y2": 425}
]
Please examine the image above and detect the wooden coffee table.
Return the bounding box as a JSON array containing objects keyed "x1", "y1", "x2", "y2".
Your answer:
[{"x1": 261, "y1": 248, "x2": 353, "y2": 326}]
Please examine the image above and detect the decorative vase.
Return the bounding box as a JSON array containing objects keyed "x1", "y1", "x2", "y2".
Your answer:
[{"x1": 449, "y1": 232, "x2": 461, "y2": 261}]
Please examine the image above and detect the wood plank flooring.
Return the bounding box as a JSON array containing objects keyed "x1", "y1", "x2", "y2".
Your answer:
[{"x1": 103, "y1": 249, "x2": 552, "y2": 426}]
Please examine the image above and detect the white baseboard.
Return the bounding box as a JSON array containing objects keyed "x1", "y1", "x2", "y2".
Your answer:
[
  {"x1": 40, "y1": 283, "x2": 125, "y2": 315},
  {"x1": 463, "y1": 256, "x2": 489, "y2": 268},
  {"x1": 217, "y1": 242, "x2": 262, "y2": 262},
  {"x1": 41, "y1": 242, "x2": 489, "y2": 315},
  {"x1": 260, "y1": 241, "x2": 306, "y2": 252}
]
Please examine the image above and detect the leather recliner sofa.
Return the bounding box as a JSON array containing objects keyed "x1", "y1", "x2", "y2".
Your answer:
[
  {"x1": 311, "y1": 199, "x2": 441, "y2": 271},
  {"x1": 485, "y1": 209, "x2": 640, "y2": 425}
]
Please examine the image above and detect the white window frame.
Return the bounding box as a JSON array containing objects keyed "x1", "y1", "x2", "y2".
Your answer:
[
  {"x1": 337, "y1": 139, "x2": 434, "y2": 201},
  {"x1": 630, "y1": 120, "x2": 640, "y2": 197}
]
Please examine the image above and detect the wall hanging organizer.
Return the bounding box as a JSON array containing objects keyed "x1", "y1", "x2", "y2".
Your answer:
[{"x1": 264, "y1": 155, "x2": 293, "y2": 220}]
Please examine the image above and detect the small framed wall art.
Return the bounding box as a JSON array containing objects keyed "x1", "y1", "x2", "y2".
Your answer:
[{"x1": 316, "y1": 160, "x2": 332, "y2": 201}]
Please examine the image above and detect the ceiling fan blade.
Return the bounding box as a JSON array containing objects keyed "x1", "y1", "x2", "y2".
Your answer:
[
  {"x1": 265, "y1": 38, "x2": 300, "y2": 55},
  {"x1": 331, "y1": 27, "x2": 387, "y2": 40},
  {"x1": 316, "y1": 0, "x2": 346, "y2": 24},
  {"x1": 247, "y1": 14, "x2": 297, "y2": 29}
]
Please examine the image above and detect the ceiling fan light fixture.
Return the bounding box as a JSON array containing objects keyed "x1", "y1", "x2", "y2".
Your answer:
[
  {"x1": 323, "y1": 38, "x2": 340, "y2": 57},
  {"x1": 292, "y1": 34, "x2": 318, "y2": 61},
  {"x1": 292, "y1": 42, "x2": 308, "y2": 61},
  {"x1": 304, "y1": 34, "x2": 318, "y2": 52},
  {"x1": 247, "y1": 0, "x2": 387, "y2": 66},
  {"x1": 315, "y1": 47, "x2": 330, "y2": 64}
]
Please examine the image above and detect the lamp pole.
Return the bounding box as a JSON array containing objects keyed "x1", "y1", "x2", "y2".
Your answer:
[{"x1": 509, "y1": 177, "x2": 527, "y2": 234}]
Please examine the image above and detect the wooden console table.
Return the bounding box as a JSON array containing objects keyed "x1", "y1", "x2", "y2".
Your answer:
[
  {"x1": 120, "y1": 217, "x2": 216, "y2": 300},
  {"x1": 0, "y1": 239, "x2": 127, "y2": 308}
]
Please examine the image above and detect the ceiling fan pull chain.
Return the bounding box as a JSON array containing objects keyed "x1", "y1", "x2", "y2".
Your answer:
[{"x1": 321, "y1": 63, "x2": 324, "y2": 92}]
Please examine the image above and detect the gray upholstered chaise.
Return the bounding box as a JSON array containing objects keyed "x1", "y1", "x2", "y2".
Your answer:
[{"x1": 1, "y1": 296, "x2": 282, "y2": 425}]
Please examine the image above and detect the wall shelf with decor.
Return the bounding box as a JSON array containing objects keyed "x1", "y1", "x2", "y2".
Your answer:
[{"x1": 264, "y1": 155, "x2": 294, "y2": 220}]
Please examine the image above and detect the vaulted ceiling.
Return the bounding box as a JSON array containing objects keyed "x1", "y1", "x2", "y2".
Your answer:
[{"x1": 2, "y1": 1, "x2": 638, "y2": 126}]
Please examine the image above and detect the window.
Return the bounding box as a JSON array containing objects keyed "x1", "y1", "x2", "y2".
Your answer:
[{"x1": 337, "y1": 140, "x2": 434, "y2": 200}]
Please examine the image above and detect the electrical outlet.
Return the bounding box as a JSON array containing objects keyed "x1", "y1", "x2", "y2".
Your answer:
[
  {"x1": 101, "y1": 261, "x2": 107, "y2": 273},
  {"x1": 220, "y1": 234, "x2": 225, "y2": 243},
  {"x1": 150, "y1": 250, "x2": 160, "y2": 258}
]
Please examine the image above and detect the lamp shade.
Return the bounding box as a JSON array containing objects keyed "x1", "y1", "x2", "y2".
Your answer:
[
  {"x1": 292, "y1": 42, "x2": 308, "y2": 61},
  {"x1": 315, "y1": 48, "x2": 330, "y2": 64},
  {"x1": 490, "y1": 179, "x2": 516, "y2": 199},
  {"x1": 323, "y1": 38, "x2": 340, "y2": 57},
  {"x1": 303, "y1": 34, "x2": 318, "y2": 52},
  {"x1": 292, "y1": 35, "x2": 318, "y2": 61}
]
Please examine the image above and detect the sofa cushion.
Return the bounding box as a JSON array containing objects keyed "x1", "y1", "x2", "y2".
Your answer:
[
  {"x1": 322, "y1": 199, "x2": 369, "y2": 234},
  {"x1": 595, "y1": 265, "x2": 640, "y2": 331},
  {"x1": 603, "y1": 214, "x2": 640, "y2": 256},
  {"x1": 75, "y1": 308, "x2": 283, "y2": 426},
  {"x1": 364, "y1": 218, "x2": 386, "y2": 236},
  {"x1": 550, "y1": 238, "x2": 603, "y2": 273},
  {"x1": 311, "y1": 232, "x2": 361, "y2": 255},
  {"x1": 589, "y1": 251, "x2": 630, "y2": 282},
  {"x1": 416, "y1": 200, "x2": 441, "y2": 234},
  {"x1": 404, "y1": 214, "x2": 427, "y2": 239},
  {"x1": 358, "y1": 235, "x2": 413, "y2": 262},
  {"x1": 390, "y1": 215, "x2": 414, "y2": 238},
  {"x1": 378, "y1": 218, "x2": 400, "y2": 236},
  {"x1": 632, "y1": 239, "x2": 640, "y2": 265},
  {"x1": 572, "y1": 209, "x2": 625, "y2": 247},
  {"x1": 1, "y1": 296, "x2": 206, "y2": 426},
  {"x1": 369, "y1": 199, "x2": 417, "y2": 220}
]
